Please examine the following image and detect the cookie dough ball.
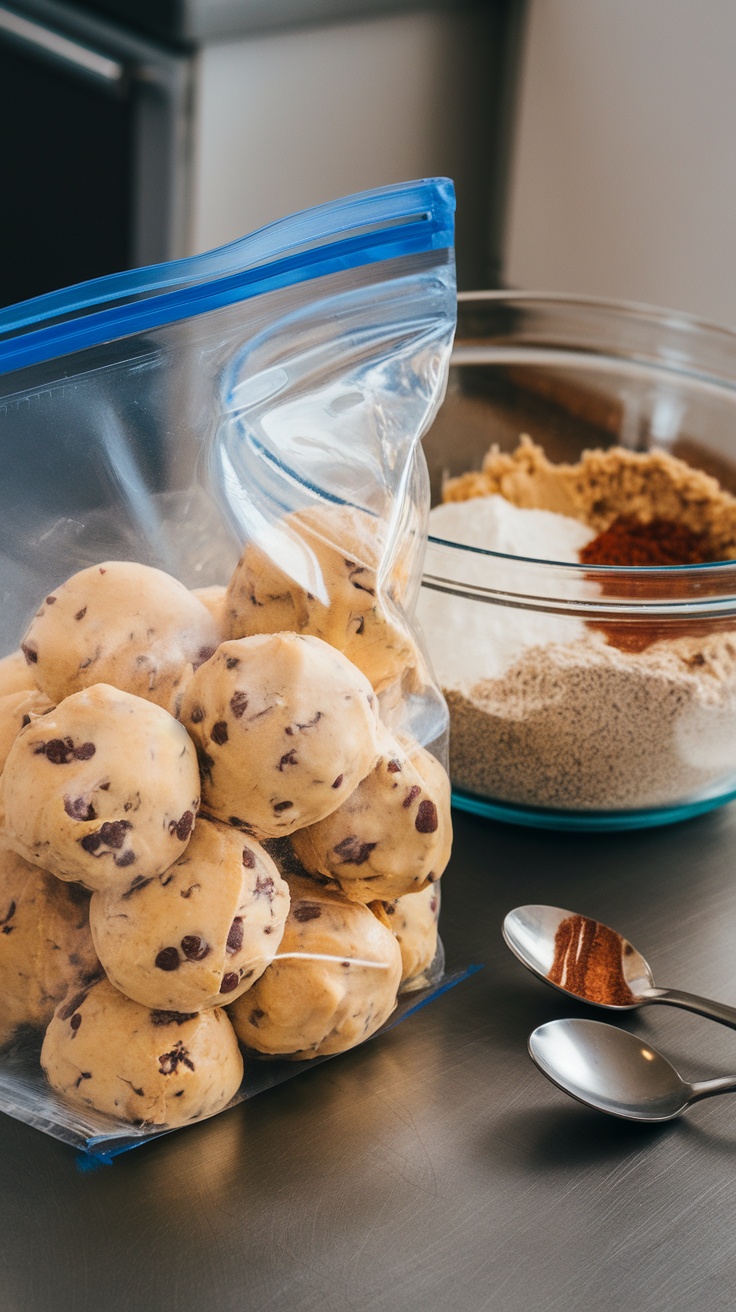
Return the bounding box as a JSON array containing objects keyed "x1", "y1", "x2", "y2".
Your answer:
[
  {"x1": 228, "y1": 874, "x2": 401, "y2": 1059},
  {"x1": 180, "y1": 633, "x2": 380, "y2": 837},
  {"x1": 90, "y1": 817, "x2": 289, "y2": 1012},
  {"x1": 291, "y1": 729, "x2": 452, "y2": 902},
  {"x1": 0, "y1": 847, "x2": 99, "y2": 1047},
  {"x1": 225, "y1": 504, "x2": 417, "y2": 693},
  {"x1": 387, "y1": 882, "x2": 442, "y2": 992},
  {"x1": 41, "y1": 977, "x2": 243, "y2": 1127},
  {"x1": 0, "y1": 684, "x2": 200, "y2": 891},
  {"x1": 21, "y1": 561, "x2": 218, "y2": 715},
  {"x1": 192, "y1": 585, "x2": 227, "y2": 641},
  {"x1": 0, "y1": 649, "x2": 38, "y2": 698},
  {"x1": 0, "y1": 688, "x2": 55, "y2": 774}
]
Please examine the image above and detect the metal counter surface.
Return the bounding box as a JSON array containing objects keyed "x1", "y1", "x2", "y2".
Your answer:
[{"x1": 2, "y1": 805, "x2": 736, "y2": 1311}]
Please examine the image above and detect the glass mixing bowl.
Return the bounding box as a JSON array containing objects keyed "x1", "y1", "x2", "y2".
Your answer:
[{"x1": 419, "y1": 292, "x2": 736, "y2": 830}]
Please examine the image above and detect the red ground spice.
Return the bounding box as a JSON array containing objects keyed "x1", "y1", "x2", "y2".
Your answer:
[
  {"x1": 579, "y1": 516, "x2": 718, "y2": 651},
  {"x1": 548, "y1": 913, "x2": 635, "y2": 1007}
]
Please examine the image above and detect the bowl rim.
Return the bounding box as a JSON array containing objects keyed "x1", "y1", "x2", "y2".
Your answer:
[{"x1": 427, "y1": 289, "x2": 736, "y2": 594}]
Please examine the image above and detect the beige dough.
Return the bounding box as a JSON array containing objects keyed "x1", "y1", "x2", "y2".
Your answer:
[
  {"x1": 386, "y1": 882, "x2": 441, "y2": 991},
  {"x1": 225, "y1": 503, "x2": 417, "y2": 692},
  {"x1": 192, "y1": 585, "x2": 227, "y2": 642},
  {"x1": 0, "y1": 650, "x2": 38, "y2": 698},
  {"x1": 227, "y1": 874, "x2": 401, "y2": 1059},
  {"x1": 41, "y1": 976, "x2": 243, "y2": 1127},
  {"x1": 0, "y1": 683, "x2": 200, "y2": 891},
  {"x1": 21, "y1": 561, "x2": 218, "y2": 715},
  {"x1": 0, "y1": 847, "x2": 99, "y2": 1047},
  {"x1": 180, "y1": 633, "x2": 380, "y2": 837},
  {"x1": 292, "y1": 729, "x2": 452, "y2": 902},
  {"x1": 0, "y1": 688, "x2": 55, "y2": 775},
  {"x1": 90, "y1": 817, "x2": 290, "y2": 1011}
]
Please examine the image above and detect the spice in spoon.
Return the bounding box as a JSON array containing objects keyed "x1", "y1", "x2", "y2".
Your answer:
[{"x1": 548, "y1": 913, "x2": 634, "y2": 1006}]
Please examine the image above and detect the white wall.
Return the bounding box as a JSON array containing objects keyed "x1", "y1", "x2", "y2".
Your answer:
[
  {"x1": 189, "y1": 7, "x2": 499, "y2": 288},
  {"x1": 505, "y1": 0, "x2": 736, "y2": 326}
]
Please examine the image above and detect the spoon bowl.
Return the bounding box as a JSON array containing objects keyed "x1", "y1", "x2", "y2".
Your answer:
[
  {"x1": 529, "y1": 1019, "x2": 736, "y2": 1122},
  {"x1": 503, "y1": 905, "x2": 736, "y2": 1030}
]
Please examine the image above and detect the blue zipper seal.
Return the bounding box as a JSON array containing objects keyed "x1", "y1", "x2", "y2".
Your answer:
[{"x1": 0, "y1": 178, "x2": 455, "y2": 377}]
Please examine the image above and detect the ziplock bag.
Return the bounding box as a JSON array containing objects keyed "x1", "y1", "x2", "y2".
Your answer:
[{"x1": 0, "y1": 178, "x2": 461, "y2": 1156}]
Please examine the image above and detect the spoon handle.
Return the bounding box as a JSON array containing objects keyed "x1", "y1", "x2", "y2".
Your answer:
[
  {"x1": 689, "y1": 1075, "x2": 736, "y2": 1103},
  {"x1": 645, "y1": 987, "x2": 736, "y2": 1030}
]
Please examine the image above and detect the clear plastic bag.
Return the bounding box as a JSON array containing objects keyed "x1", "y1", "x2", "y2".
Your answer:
[{"x1": 0, "y1": 179, "x2": 463, "y2": 1157}]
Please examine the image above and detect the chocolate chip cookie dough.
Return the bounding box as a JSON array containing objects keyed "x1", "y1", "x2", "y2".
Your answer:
[
  {"x1": 386, "y1": 882, "x2": 442, "y2": 992},
  {"x1": 90, "y1": 817, "x2": 289, "y2": 1012},
  {"x1": 291, "y1": 728, "x2": 452, "y2": 902},
  {"x1": 0, "y1": 848, "x2": 99, "y2": 1047},
  {"x1": 225, "y1": 503, "x2": 417, "y2": 693},
  {"x1": 22, "y1": 561, "x2": 219, "y2": 716},
  {"x1": 180, "y1": 633, "x2": 380, "y2": 837},
  {"x1": 228, "y1": 874, "x2": 402, "y2": 1059},
  {"x1": 0, "y1": 684, "x2": 200, "y2": 890},
  {"x1": 41, "y1": 976, "x2": 243, "y2": 1127}
]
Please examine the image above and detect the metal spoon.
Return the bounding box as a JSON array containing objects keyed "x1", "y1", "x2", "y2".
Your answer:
[
  {"x1": 529, "y1": 1018, "x2": 736, "y2": 1122},
  {"x1": 503, "y1": 904, "x2": 736, "y2": 1029}
]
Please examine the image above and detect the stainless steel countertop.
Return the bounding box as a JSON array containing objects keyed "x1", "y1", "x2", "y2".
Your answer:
[{"x1": 2, "y1": 804, "x2": 736, "y2": 1310}]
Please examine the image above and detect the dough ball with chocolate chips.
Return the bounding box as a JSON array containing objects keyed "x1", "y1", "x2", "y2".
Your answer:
[
  {"x1": 0, "y1": 649, "x2": 39, "y2": 698},
  {"x1": 0, "y1": 688, "x2": 55, "y2": 774},
  {"x1": 0, "y1": 847, "x2": 99, "y2": 1047},
  {"x1": 0, "y1": 683, "x2": 200, "y2": 891},
  {"x1": 180, "y1": 632, "x2": 380, "y2": 837},
  {"x1": 291, "y1": 729, "x2": 452, "y2": 902},
  {"x1": 227, "y1": 874, "x2": 401, "y2": 1059},
  {"x1": 225, "y1": 504, "x2": 418, "y2": 693},
  {"x1": 90, "y1": 817, "x2": 289, "y2": 1012},
  {"x1": 41, "y1": 976, "x2": 243, "y2": 1127},
  {"x1": 386, "y1": 882, "x2": 442, "y2": 992},
  {"x1": 21, "y1": 561, "x2": 218, "y2": 715}
]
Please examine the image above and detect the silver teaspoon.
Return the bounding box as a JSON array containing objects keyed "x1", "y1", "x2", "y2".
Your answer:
[
  {"x1": 503, "y1": 904, "x2": 736, "y2": 1029},
  {"x1": 529, "y1": 1018, "x2": 736, "y2": 1122}
]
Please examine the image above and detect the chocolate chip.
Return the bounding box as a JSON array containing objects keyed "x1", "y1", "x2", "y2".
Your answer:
[
  {"x1": 212, "y1": 721, "x2": 228, "y2": 746},
  {"x1": 99, "y1": 567, "x2": 106, "y2": 574},
  {"x1": 98, "y1": 819, "x2": 131, "y2": 849},
  {"x1": 20, "y1": 715, "x2": 31, "y2": 728},
  {"x1": 74, "y1": 607, "x2": 87, "y2": 621},
  {"x1": 79, "y1": 833, "x2": 102, "y2": 853},
  {"x1": 158, "y1": 1040, "x2": 195, "y2": 1074},
  {"x1": 242, "y1": 847, "x2": 256, "y2": 869},
  {"x1": 196, "y1": 747, "x2": 215, "y2": 780},
  {"x1": 190, "y1": 704, "x2": 205, "y2": 724},
  {"x1": 219, "y1": 972, "x2": 239, "y2": 993},
  {"x1": 430, "y1": 896, "x2": 438, "y2": 915},
  {"x1": 70, "y1": 1014, "x2": 82, "y2": 1032},
  {"x1": 44, "y1": 738, "x2": 75, "y2": 765},
  {"x1": 0, "y1": 901, "x2": 16, "y2": 927},
  {"x1": 387, "y1": 759, "x2": 402, "y2": 773},
  {"x1": 333, "y1": 835, "x2": 377, "y2": 865},
  {"x1": 45, "y1": 595, "x2": 56, "y2": 605},
  {"x1": 60, "y1": 989, "x2": 89, "y2": 1021},
  {"x1": 151, "y1": 1010, "x2": 197, "y2": 1026},
  {"x1": 181, "y1": 935, "x2": 210, "y2": 961},
  {"x1": 295, "y1": 711, "x2": 322, "y2": 731},
  {"x1": 225, "y1": 657, "x2": 240, "y2": 670},
  {"x1": 169, "y1": 810, "x2": 194, "y2": 842},
  {"x1": 73, "y1": 742, "x2": 96, "y2": 761},
  {"x1": 293, "y1": 903, "x2": 321, "y2": 922},
  {"x1": 331, "y1": 774, "x2": 344, "y2": 789},
  {"x1": 273, "y1": 800, "x2": 293, "y2": 813},
  {"x1": 115, "y1": 850, "x2": 136, "y2": 867},
  {"x1": 249, "y1": 1008, "x2": 265, "y2": 1027},
  {"x1": 74, "y1": 1072, "x2": 92, "y2": 1087},
  {"x1": 278, "y1": 750, "x2": 297, "y2": 771},
  {"x1": 254, "y1": 875, "x2": 274, "y2": 901},
  {"x1": 155, "y1": 947, "x2": 180, "y2": 971},
  {"x1": 122, "y1": 875, "x2": 152, "y2": 899},
  {"x1": 64, "y1": 796, "x2": 96, "y2": 822},
  {"x1": 20, "y1": 643, "x2": 37, "y2": 665},
  {"x1": 195, "y1": 646, "x2": 216, "y2": 668},
  {"x1": 226, "y1": 918, "x2": 243, "y2": 954},
  {"x1": 415, "y1": 800, "x2": 438, "y2": 833},
  {"x1": 229, "y1": 691, "x2": 248, "y2": 718},
  {"x1": 403, "y1": 785, "x2": 421, "y2": 809}
]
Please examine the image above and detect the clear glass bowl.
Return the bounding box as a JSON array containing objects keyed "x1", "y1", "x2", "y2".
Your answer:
[{"x1": 419, "y1": 292, "x2": 736, "y2": 830}]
